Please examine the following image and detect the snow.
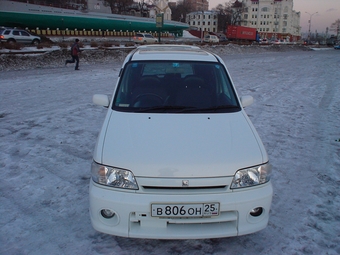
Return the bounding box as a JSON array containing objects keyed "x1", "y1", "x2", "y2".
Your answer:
[{"x1": 0, "y1": 45, "x2": 339, "y2": 255}]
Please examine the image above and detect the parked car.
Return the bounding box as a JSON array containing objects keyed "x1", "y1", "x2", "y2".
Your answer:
[
  {"x1": 0, "y1": 27, "x2": 41, "y2": 45},
  {"x1": 90, "y1": 44, "x2": 273, "y2": 239},
  {"x1": 259, "y1": 38, "x2": 269, "y2": 44},
  {"x1": 203, "y1": 34, "x2": 219, "y2": 43},
  {"x1": 133, "y1": 33, "x2": 158, "y2": 44},
  {"x1": 215, "y1": 33, "x2": 228, "y2": 42},
  {"x1": 334, "y1": 45, "x2": 340, "y2": 50}
]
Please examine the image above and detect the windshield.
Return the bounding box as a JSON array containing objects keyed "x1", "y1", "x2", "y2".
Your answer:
[{"x1": 112, "y1": 61, "x2": 240, "y2": 113}]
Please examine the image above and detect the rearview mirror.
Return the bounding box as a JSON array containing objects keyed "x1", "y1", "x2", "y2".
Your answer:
[
  {"x1": 240, "y1": 95, "x2": 254, "y2": 108},
  {"x1": 93, "y1": 94, "x2": 110, "y2": 107}
]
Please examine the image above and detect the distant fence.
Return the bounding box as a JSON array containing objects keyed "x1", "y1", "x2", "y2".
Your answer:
[{"x1": 29, "y1": 28, "x2": 171, "y2": 38}]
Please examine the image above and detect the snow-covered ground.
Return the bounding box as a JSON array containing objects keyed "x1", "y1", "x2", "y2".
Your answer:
[{"x1": 0, "y1": 46, "x2": 339, "y2": 255}]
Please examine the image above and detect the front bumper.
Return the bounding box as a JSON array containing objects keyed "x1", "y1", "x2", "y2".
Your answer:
[{"x1": 89, "y1": 179, "x2": 273, "y2": 239}]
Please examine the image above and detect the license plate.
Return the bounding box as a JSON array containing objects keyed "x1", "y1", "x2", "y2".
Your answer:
[{"x1": 151, "y1": 203, "x2": 220, "y2": 217}]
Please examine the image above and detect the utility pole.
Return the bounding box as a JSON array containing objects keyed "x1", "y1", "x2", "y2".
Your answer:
[{"x1": 305, "y1": 12, "x2": 318, "y2": 44}]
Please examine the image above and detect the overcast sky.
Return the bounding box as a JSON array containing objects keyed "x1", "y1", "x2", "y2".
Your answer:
[{"x1": 207, "y1": 0, "x2": 340, "y2": 34}]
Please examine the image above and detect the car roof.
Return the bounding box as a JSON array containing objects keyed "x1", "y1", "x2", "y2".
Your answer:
[
  {"x1": 129, "y1": 45, "x2": 220, "y2": 62},
  {"x1": 136, "y1": 32, "x2": 152, "y2": 35},
  {"x1": 2, "y1": 28, "x2": 30, "y2": 32}
]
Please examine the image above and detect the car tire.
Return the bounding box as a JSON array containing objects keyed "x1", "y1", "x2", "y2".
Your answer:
[
  {"x1": 7, "y1": 39, "x2": 16, "y2": 44},
  {"x1": 32, "y1": 39, "x2": 40, "y2": 45}
]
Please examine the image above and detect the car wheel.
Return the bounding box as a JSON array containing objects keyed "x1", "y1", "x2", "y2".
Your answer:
[
  {"x1": 32, "y1": 39, "x2": 40, "y2": 45},
  {"x1": 7, "y1": 39, "x2": 16, "y2": 44}
]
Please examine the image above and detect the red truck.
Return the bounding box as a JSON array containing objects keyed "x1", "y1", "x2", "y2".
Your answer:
[{"x1": 226, "y1": 25, "x2": 259, "y2": 42}]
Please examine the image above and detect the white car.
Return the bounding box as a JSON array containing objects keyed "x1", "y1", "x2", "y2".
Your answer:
[
  {"x1": 133, "y1": 33, "x2": 158, "y2": 44},
  {"x1": 259, "y1": 38, "x2": 269, "y2": 44},
  {"x1": 0, "y1": 27, "x2": 41, "y2": 45},
  {"x1": 90, "y1": 45, "x2": 273, "y2": 239},
  {"x1": 203, "y1": 34, "x2": 219, "y2": 43}
]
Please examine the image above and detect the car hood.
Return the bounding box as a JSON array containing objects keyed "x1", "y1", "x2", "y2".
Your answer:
[{"x1": 95, "y1": 111, "x2": 266, "y2": 178}]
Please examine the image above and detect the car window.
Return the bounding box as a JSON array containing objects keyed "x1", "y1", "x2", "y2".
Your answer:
[
  {"x1": 12, "y1": 31, "x2": 20, "y2": 36},
  {"x1": 136, "y1": 33, "x2": 143, "y2": 37},
  {"x1": 142, "y1": 62, "x2": 193, "y2": 77},
  {"x1": 113, "y1": 61, "x2": 240, "y2": 113},
  {"x1": 145, "y1": 34, "x2": 153, "y2": 38},
  {"x1": 4, "y1": 30, "x2": 11, "y2": 35},
  {"x1": 20, "y1": 31, "x2": 30, "y2": 36}
]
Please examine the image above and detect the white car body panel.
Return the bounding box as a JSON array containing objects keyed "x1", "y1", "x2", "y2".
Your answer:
[
  {"x1": 95, "y1": 111, "x2": 266, "y2": 178},
  {"x1": 130, "y1": 45, "x2": 218, "y2": 62},
  {"x1": 89, "y1": 180, "x2": 273, "y2": 239}
]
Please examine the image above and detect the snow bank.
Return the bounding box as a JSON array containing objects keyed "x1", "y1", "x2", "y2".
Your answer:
[{"x1": 0, "y1": 44, "x2": 312, "y2": 71}]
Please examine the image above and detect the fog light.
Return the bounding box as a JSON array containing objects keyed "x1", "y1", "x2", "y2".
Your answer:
[
  {"x1": 250, "y1": 207, "x2": 263, "y2": 217},
  {"x1": 101, "y1": 209, "x2": 115, "y2": 219}
]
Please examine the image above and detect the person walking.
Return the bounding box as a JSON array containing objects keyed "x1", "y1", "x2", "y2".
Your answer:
[{"x1": 65, "y1": 39, "x2": 81, "y2": 70}]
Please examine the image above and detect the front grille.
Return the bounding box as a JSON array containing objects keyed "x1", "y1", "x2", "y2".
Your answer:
[
  {"x1": 140, "y1": 185, "x2": 229, "y2": 194},
  {"x1": 137, "y1": 176, "x2": 233, "y2": 194},
  {"x1": 142, "y1": 185, "x2": 227, "y2": 190}
]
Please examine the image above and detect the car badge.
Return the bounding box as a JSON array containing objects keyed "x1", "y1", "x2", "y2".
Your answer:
[{"x1": 182, "y1": 180, "x2": 189, "y2": 187}]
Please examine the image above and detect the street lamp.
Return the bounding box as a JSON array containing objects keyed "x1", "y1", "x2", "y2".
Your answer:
[{"x1": 305, "y1": 12, "x2": 318, "y2": 43}]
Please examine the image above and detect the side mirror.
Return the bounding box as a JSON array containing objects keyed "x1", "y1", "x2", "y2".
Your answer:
[
  {"x1": 93, "y1": 94, "x2": 110, "y2": 107},
  {"x1": 240, "y1": 95, "x2": 254, "y2": 108}
]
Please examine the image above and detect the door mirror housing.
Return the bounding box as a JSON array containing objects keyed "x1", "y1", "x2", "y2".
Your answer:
[
  {"x1": 240, "y1": 95, "x2": 254, "y2": 108},
  {"x1": 93, "y1": 94, "x2": 110, "y2": 107}
]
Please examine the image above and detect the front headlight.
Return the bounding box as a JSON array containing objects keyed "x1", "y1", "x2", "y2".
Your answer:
[
  {"x1": 91, "y1": 161, "x2": 138, "y2": 190},
  {"x1": 231, "y1": 163, "x2": 272, "y2": 189}
]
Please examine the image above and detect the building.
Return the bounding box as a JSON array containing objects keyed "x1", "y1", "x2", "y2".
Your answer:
[
  {"x1": 186, "y1": 11, "x2": 218, "y2": 34},
  {"x1": 240, "y1": 0, "x2": 301, "y2": 41},
  {"x1": 150, "y1": 0, "x2": 172, "y2": 20}
]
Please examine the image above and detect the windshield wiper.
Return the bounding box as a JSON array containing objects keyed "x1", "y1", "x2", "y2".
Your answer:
[
  {"x1": 134, "y1": 105, "x2": 199, "y2": 113},
  {"x1": 134, "y1": 105, "x2": 240, "y2": 113},
  {"x1": 199, "y1": 105, "x2": 241, "y2": 112}
]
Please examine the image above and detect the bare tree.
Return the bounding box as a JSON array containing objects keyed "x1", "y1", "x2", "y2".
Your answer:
[
  {"x1": 138, "y1": 0, "x2": 150, "y2": 17},
  {"x1": 101, "y1": 0, "x2": 117, "y2": 13},
  {"x1": 101, "y1": 0, "x2": 134, "y2": 14},
  {"x1": 230, "y1": 0, "x2": 244, "y2": 25},
  {"x1": 169, "y1": 0, "x2": 192, "y2": 22},
  {"x1": 211, "y1": 0, "x2": 245, "y2": 32},
  {"x1": 329, "y1": 19, "x2": 340, "y2": 40},
  {"x1": 212, "y1": 2, "x2": 232, "y2": 32}
]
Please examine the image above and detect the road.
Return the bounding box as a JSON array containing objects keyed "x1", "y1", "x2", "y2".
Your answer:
[{"x1": 0, "y1": 48, "x2": 339, "y2": 255}]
